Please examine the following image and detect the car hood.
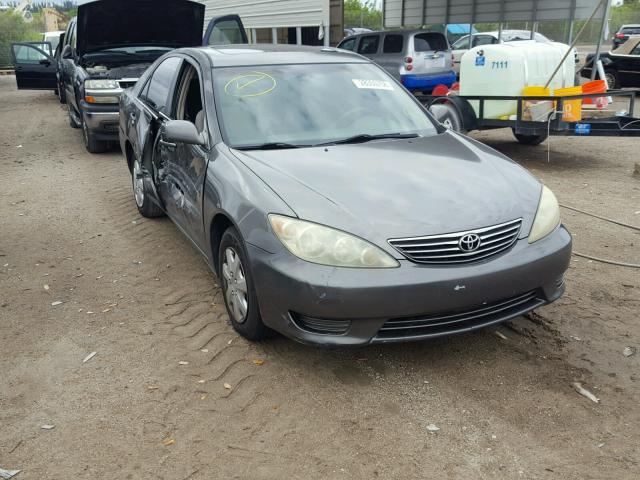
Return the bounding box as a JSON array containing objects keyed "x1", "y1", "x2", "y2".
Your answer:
[
  {"x1": 232, "y1": 132, "x2": 541, "y2": 256},
  {"x1": 77, "y1": 0, "x2": 204, "y2": 56}
]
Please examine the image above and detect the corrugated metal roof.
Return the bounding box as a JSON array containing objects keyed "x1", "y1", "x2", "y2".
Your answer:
[{"x1": 384, "y1": 0, "x2": 605, "y2": 28}]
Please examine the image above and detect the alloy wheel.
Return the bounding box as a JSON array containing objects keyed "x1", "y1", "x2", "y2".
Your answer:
[
  {"x1": 133, "y1": 160, "x2": 144, "y2": 208},
  {"x1": 222, "y1": 247, "x2": 248, "y2": 324}
]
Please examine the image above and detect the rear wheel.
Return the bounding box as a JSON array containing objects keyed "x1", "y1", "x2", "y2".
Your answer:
[
  {"x1": 67, "y1": 102, "x2": 80, "y2": 129},
  {"x1": 132, "y1": 158, "x2": 164, "y2": 218},
  {"x1": 604, "y1": 70, "x2": 618, "y2": 89},
  {"x1": 219, "y1": 227, "x2": 267, "y2": 341},
  {"x1": 512, "y1": 130, "x2": 548, "y2": 146},
  {"x1": 58, "y1": 81, "x2": 66, "y2": 104}
]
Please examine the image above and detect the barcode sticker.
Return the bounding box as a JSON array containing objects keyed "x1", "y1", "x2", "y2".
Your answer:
[{"x1": 352, "y1": 79, "x2": 395, "y2": 91}]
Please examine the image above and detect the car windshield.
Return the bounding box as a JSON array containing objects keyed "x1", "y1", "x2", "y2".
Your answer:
[{"x1": 212, "y1": 63, "x2": 438, "y2": 149}]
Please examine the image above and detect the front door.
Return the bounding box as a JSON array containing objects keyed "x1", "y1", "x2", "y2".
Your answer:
[
  {"x1": 163, "y1": 62, "x2": 211, "y2": 252},
  {"x1": 11, "y1": 42, "x2": 57, "y2": 90}
]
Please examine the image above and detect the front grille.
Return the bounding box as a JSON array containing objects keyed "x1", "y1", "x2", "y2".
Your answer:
[
  {"x1": 118, "y1": 79, "x2": 138, "y2": 89},
  {"x1": 388, "y1": 218, "x2": 522, "y2": 265},
  {"x1": 290, "y1": 312, "x2": 351, "y2": 335},
  {"x1": 374, "y1": 290, "x2": 544, "y2": 341}
]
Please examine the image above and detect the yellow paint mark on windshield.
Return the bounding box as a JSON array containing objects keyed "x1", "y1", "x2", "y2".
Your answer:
[{"x1": 224, "y1": 72, "x2": 277, "y2": 98}]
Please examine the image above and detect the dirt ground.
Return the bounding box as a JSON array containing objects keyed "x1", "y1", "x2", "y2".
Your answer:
[{"x1": 1, "y1": 75, "x2": 639, "y2": 480}]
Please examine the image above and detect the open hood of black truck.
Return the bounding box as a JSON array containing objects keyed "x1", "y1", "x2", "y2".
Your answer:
[{"x1": 77, "y1": 0, "x2": 205, "y2": 56}]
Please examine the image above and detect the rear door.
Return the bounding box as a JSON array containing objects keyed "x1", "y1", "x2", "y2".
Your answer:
[
  {"x1": 11, "y1": 42, "x2": 57, "y2": 90},
  {"x1": 377, "y1": 33, "x2": 404, "y2": 79},
  {"x1": 411, "y1": 32, "x2": 451, "y2": 76},
  {"x1": 203, "y1": 15, "x2": 248, "y2": 45}
]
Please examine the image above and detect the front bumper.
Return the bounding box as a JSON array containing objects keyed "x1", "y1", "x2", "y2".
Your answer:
[
  {"x1": 248, "y1": 226, "x2": 572, "y2": 346},
  {"x1": 80, "y1": 100, "x2": 120, "y2": 141},
  {"x1": 401, "y1": 72, "x2": 457, "y2": 91}
]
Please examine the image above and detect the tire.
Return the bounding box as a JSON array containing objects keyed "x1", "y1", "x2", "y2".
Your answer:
[
  {"x1": 219, "y1": 227, "x2": 267, "y2": 341},
  {"x1": 132, "y1": 158, "x2": 164, "y2": 218},
  {"x1": 67, "y1": 102, "x2": 80, "y2": 129},
  {"x1": 81, "y1": 113, "x2": 109, "y2": 154},
  {"x1": 604, "y1": 70, "x2": 619, "y2": 89},
  {"x1": 512, "y1": 130, "x2": 548, "y2": 146},
  {"x1": 58, "y1": 82, "x2": 66, "y2": 104},
  {"x1": 428, "y1": 102, "x2": 465, "y2": 133}
]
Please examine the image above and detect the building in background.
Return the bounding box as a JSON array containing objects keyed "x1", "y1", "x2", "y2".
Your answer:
[{"x1": 201, "y1": 0, "x2": 344, "y2": 46}]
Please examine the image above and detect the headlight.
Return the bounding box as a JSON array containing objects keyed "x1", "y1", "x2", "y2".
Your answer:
[
  {"x1": 528, "y1": 185, "x2": 560, "y2": 243},
  {"x1": 269, "y1": 215, "x2": 399, "y2": 268},
  {"x1": 84, "y1": 79, "x2": 119, "y2": 89}
]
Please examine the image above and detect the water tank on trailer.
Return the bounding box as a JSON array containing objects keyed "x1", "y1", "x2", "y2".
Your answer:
[{"x1": 459, "y1": 41, "x2": 576, "y2": 120}]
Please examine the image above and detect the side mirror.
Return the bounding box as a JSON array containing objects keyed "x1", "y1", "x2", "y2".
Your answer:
[
  {"x1": 163, "y1": 120, "x2": 205, "y2": 146},
  {"x1": 61, "y1": 45, "x2": 73, "y2": 59}
]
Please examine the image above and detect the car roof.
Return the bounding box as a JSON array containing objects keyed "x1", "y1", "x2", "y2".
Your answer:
[{"x1": 196, "y1": 44, "x2": 369, "y2": 67}]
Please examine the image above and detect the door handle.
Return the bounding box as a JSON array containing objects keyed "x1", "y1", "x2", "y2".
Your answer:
[{"x1": 159, "y1": 138, "x2": 177, "y2": 149}]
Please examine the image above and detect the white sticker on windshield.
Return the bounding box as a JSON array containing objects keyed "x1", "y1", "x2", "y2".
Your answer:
[{"x1": 352, "y1": 79, "x2": 394, "y2": 91}]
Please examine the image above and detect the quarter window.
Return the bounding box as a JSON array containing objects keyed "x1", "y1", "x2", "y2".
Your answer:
[
  {"x1": 357, "y1": 35, "x2": 380, "y2": 55},
  {"x1": 383, "y1": 34, "x2": 404, "y2": 54},
  {"x1": 338, "y1": 37, "x2": 356, "y2": 51},
  {"x1": 143, "y1": 57, "x2": 183, "y2": 115}
]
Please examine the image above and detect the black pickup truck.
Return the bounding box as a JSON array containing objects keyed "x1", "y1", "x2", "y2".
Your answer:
[{"x1": 11, "y1": 0, "x2": 247, "y2": 153}]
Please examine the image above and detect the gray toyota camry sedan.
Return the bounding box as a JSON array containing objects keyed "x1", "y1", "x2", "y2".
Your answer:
[{"x1": 118, "y1": 45, "x2": 571, "y2": 346}]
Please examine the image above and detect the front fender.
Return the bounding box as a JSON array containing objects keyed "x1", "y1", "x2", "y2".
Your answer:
[{"x1": 202, "y1": 145, "x2": 296, "y2": 269}]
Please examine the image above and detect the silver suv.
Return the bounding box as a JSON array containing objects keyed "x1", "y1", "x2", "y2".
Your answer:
[{"x1": 337, "y1": 30, "x2": 456, "y2": 92}]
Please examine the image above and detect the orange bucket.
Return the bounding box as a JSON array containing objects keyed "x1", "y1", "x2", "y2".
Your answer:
[
  {"x1": 582, "y1": 80, "x2": 607, "y2": 105},
  {"x1": 554, "y1": 86, "x2": 583, "y2": 122}
]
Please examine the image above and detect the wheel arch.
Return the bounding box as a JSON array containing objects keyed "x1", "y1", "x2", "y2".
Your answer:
[{"x1": 209, "y1": 212, "x2": 236, "y2": 275}]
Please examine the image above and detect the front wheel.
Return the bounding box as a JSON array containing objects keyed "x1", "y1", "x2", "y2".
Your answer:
[
  {"x1": 512, "y1": 130, "x2": 548, "y2": 146},
  {"x1": 219, "y1": 227, "x2": 267, "y2": 341},
  {"x1": 81, "y1": 114, "x2": 109, "y2": 154}
]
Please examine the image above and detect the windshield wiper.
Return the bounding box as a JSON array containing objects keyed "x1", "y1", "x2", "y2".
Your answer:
[
  {"x1": 316, "y1": 133, "x2": 419, "y2": 146},
  {"x1": 234, "y1": 142, "x2": 308, "y2": 151}
]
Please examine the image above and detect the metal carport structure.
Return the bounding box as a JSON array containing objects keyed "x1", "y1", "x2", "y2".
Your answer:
[
  {"x1": 383, "y1": 0, "x2": 605, "y2": 30},
  {"x1": 382, "y1": 0, "x2": 611, "y2": 79}
]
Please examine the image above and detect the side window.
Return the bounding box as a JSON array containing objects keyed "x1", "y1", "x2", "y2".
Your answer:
[
  {"x1": 338, "y1": 38, "x2": 356, "y2": 51},
  {"x1": 208, "y1": 20, "x2": 245, "y2": 45},
  {"x1": 383, "y1": 34, "x2": 404, "y2": 54},
  {"x1": 631, "y1": 43, "x2": 640, "y2": 56},
  {"x1": 453, "y1": 36, "x2": 470, "y2": 50},
  {"x1": 69, "y1": 24, "x2": 76, "y2": 49},
  {"x1": 12, "y1": 44, "x2": 50, "y2": 64},
  {"x1": 143, "y1": 57, "x2": 183, "y2": 116},
  {"x1": 357, "y1": 35, "x2": 380, "y2": 55},
  {"x1": 473, "y1": 36, "x2": 495, "y2": 47},
  {"x1": 175, "y1": 64, "x2": 206, "y2": 133}
]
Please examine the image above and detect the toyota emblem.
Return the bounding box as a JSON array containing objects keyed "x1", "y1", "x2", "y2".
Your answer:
[{"x1": 459, "y1": 233, "x2": 481, "y2": 252}]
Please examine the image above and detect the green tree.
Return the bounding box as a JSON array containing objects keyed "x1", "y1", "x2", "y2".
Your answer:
[
  {"x1": 344, "y1": 0, "x2": 383, "y2": 30},
  {"x1": 0, "y1": 10, "x2": 42, "y2": 68}
]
